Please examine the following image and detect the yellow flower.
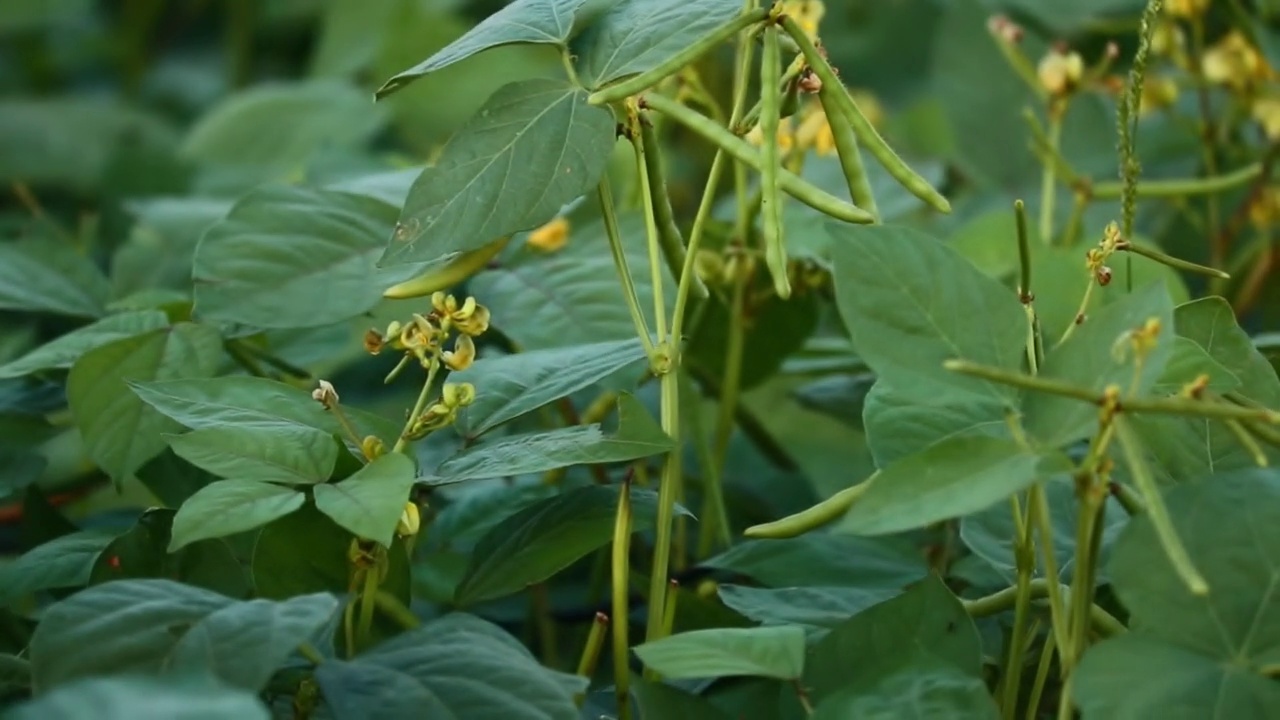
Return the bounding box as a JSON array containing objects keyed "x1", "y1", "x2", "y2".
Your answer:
[
  {"x1": 781, "y1": 0, "x2": 825, "y2": 37},
  {"x1": 1037, "y1": 47, "x2": 1084, "y2": 97},
  {"x1": 1150, "y1": 19, "x2": 1184, "y2": 57},
  {"x1": 795, "y1": 105, "x2": 835, "y2": 156},
  {"x1": 1139, "y1": 75, "x2": 1179, "y2": 116},
  {"x1": 1202, "y1": 31, "x2": 1270, "y2": 90},
  {"x1": 746, "y1": 117, "x2": 795, "y2": 154},
  {"x1": 396, "y1": 502, "x2": 420, "y2": 538},
  {"x1": 1253, "y1": 95, "x2": 1280, "y2": 140},
  {"x1": 1164, "y1": 0, "x2": 1211, "y2": 18},
  {"x1": 527, "y1": 216, "x2": 569, "y2": 252},
  {"x1": 442, "y1": 334, "x2": 476, "y2": 371}
]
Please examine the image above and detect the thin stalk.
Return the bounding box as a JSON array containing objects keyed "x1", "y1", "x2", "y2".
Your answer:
[
  {"x1": 1025, "y1": 634, "x2": 1056, "y2": 720},
  {"x1": 1057, "y1": 279, "x2": 1096, "y2": 347},
  {"x1": 1015, "y1": 199, "x2": 1032, "y2": 301},
  {"x1": 1029, "y1": 485, "x2": 1071, "y2": 658},
  {"x1": 599, "y1": 177, "x2": 657, "y2": 355},
  {"x1": 1060, "y1": 191, "x2": 1088, "y2": 247},
  {"x1": 357, "y1": 558, "x2": 380, "y2": 649},
  {"x1": 1001, "y1": 496, "x2": 1035, "y2": 720},
  {"x1": 610, "y1": 477, "x2": 634, "y2": 719},
  {"x1": 574, "y1": 612, "x2": 609, "y2": 707},
  {"x1": 1091, "y1": 161, "x2": 1262, "y2": 199},
  {"x1": 963, "y1": 578, "x2": 1126, "y2": 639},
  {"x1": 712, "y1": 269, "x2": 748, "y2": 482},
  {"x1": 687, "y1": 374, "x2": 732, "y2": 556},
  {"x1": 645, "y1": 371, "x2": 682, "y2": 643},
  {"x1": 1040, "y1": 110, "x2": 1062, "y2": 242},
  {"x1": 392, "y1": 360, "x2": 441, "y2": 453},
  {"x1": 1117, "y1": 241, "x2": 1230, "y2": 279},
  {"x1": 532, "y1": 583, "x2": 560, "y2": 669},
  {"x1": 1065, "y1": 484, "x2": 1102, "y2": 671}
]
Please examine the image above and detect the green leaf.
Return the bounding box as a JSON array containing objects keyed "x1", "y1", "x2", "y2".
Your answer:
[
  {"x1": 130, "y1": 375, "x2": 400, "y2": 444},
  {"x1": 375, "y1": 0, "x2": 589, "y2": 98},
  {"x1": 180, "y1": 80, "x2": 387, "y2": 175},
  {"x1": 313, "y1": 453, "x2": 416, "y2": 547},
  {"x1": 1074, "y1": 470, "x2": 1280, "y2": 717},
  {"x1": 806, "y1": 575, "x2": 983, "y2": 702},
  {"x1": 0, "y1": 653, "x2": 30, "y2": 696},
  {"x1": 428, "y1": 393, "x2": 672, "y2": 485},
  {"x1": 112, "y1": 197, "x2": 232, "y2": 297},
  {"x1": 811, "y1": 656, "x2": 1000, "y2": 720},
  {"x1": 701, "y1": 534, "x2": 927, "y2": 589},
  {"x1": 89, "y1": 509, "x2": 248, "y2": 599},
  {"x1": 635, "y1": 680, "x2": 734, "y2": 720},
  {"x1": 380, "y1": 79, "x2": 616, "y2": 267},
  {"x1": 29, "y1": 579, "x2": 235, "y2": 688},
  {"x1": 716, "y1": 585, "x2": 900, "y2": 635},
  {"x1": 841, "y1": 436, "x2": 1071, "y2": 536},
  {"x1": 573, "y1": 0, "x2": 742, "y2": 89},
  {"x1": 169, "y1": 480, "x2": 306, "y2": 552},
  {"x1": 451, "y1": 338, "x2": 648, "y2": 437},
  {"x1": 634, "y1": 626, "x2": 806, "y2": 681},
  {"x1": 166, "y1": 425, "x2": 339, "y2": 485},
  {"x1": 68, "y1": 323, "x2": 224, "y2": 481},
  {"x1": 0, "y1": 238, "x2": 111, "y2": 318},
  {"x1": 829, "y1": 224, "x2": 1026, "y2": 405},
  {"x1": 960, "y1": 476, "x2": 1128, "y2": 584},
  {"x1": 0, "y1": 311, "x2": 170, "y2": 379},
  {"x1": 167, "y1": 594, "x2": 339, "y2": 692},
  {"x1": 1174, "y1": 296, "x2": 1280, "y2": 406},
  {"x1": 453, "y1": 484, "x2": 681, "y2": 605},
  {"x1": 0, "y1": 529, "x2": 115, "y2": 606},
  {"x1": 5, "y1": 675, "x2": 270, "y2": 720},
  {"x1": 313, "y1": 613, "x2": 583, "y2": 720},
  {"x1": 471, "y1": 211, "x2": 675, "y2": 351},
  {"x1": 862, "y1": 376, "x2": 1011, "y2": 467},
  {"x1": 1024, "y1": 282, "x2": 1175, "y2": 449},
  {"x1": 1150, "y1": 336, "x2": 1241, "y2": 395},
  {"x1": 251, "y1": 502, "x2": 412, "y2": 607},
  {"x1": 192, "y1": 185, "x2": 399, "y2": 329}
]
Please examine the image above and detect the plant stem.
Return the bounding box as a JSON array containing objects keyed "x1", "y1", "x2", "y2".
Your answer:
[
  {"x1": 1025, "y1": 634, "x2": 1056, "y2": 720},
  {"x1": 599, "y1": 177, "x2": 657, "y2": 355},
  {"x1": 1065, "y1": 482, "x2": 1102, "y2": 672},
  {"x1": 610, "y1": 476, "x2": 634, "y2": 719},
  {"x1": 712, "y1": 267, "x2": 748, "y2": 482},
  {"x1": 1118, "y1": 240, "x2": 1230, "y2": 279},
  {"x1": 575, "y1": 612, "x2": 609, "y2": 707},
  {"x1": 372, "y1": 590, "x2": 421, "y2": 630},
  {"x1": 392, "y1": 360, "x2": 440, "y2": 454},
  {"x1": 1091, "y1": 161, "x2": 1261, "y2": 199},
  {"x1": 559, "y1": 45, "x2": 581, "y2": 87},
  {"x1": 1001, "y1": 496, "x2": 1035, "y2": 720},
  {"x1": 1029, "y1": 485, "x2": 1071, "y2": 657},
  {"x1": 639, "y1": 117, "x2": 708, "y2": 299},
  {"x1": 1040, "y1": 109, "x2": 1062, "y2": 242}
]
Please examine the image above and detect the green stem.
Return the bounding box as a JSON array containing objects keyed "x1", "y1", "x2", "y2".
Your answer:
[
  {"x1": 962, "y1": 578, "x2": 1126, "y2": 639},
  {"x1": 1040, "y1": 110, "x2": 1062, "y2": 242},
  {"x1": 1065, "y1": 484, "x2": 1102, "y2": 671},
  {"x1": 1015, "y1": 199, "x2": 1032, "y2": 301},
  {"x1": 641, "y1": 92, "x2": 875, "y2": 224},
  {"x1": 559, "y1": 45, "x2": 581, "y2": 87},
  {"x1": 1029, "y1": 485, "x2": 1072, "y2": 657},
  {"x1": 599, "y1": 177, "x2": 657, "y2": 355},
  {"x1": 372, "y1": 590, "x2": 422, "y2": 630},
  {"x1": 392, "y1": 360, "x2": 440, "y2": 454},
  {"x1": 1118, "y1": 241, "x2": 1230, "y2": 279},
  {"x1": 1025, "y1": 634, "x2": 1056, "y2": 720},
  {"x1": 712, "y1": 268, "x2": 748, "y2": 482},
  {"x1": 639, "y1": 117, "x2": 708, "y2": 299},
  {"x1": 611, "y1": 477, "x2": 634, "y2": 719},
  {"x1": 688, "y1": 374, "x2": 732, "y2": 555},
  {"x1": 1001, "y1": 497, "x2": 1035, "y2": 720},
  {"x1": 357, "y1": 558, "x2": 380, "y2": 650},
  {"x1": 587, "y1": 7, "x2": 770, "y2": 105},
  {"x1": 634, "y1": 129, "x2": 670, "y2": 344},
  {"x1": 574, "y1": 612, "x2": 609, "y2": 707}
]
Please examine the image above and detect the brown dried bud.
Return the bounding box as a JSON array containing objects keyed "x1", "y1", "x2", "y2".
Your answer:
[
  {"x1": 797, "y1": 68, "x2": 822, "y2": 94},
  {"x1": 1096, "y1": 265, "x2": 1113, "y2": 286}
]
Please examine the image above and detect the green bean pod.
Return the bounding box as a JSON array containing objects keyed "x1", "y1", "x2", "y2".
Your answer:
[
  {"x1": 743, "y1": 478, "x2": 874, "y2": 539},
  {"x1": 759, "y1": 25, "x2": 790, "y2": 299},
  {"x1": 816, "y1": 82, "x2": 879, "y2": 222},
  {"x1": 780, "y1": 16, "x2": 951, "y2": 214},
  {"x1": 639, "y1": 117, "x2": 708, "y2": 299},
  {"x1": 588, "y1": 8, "x2": 771, "y2": 105},
  {"x1": 642, "y1": 91, "x2": 874, "y2": 225}
]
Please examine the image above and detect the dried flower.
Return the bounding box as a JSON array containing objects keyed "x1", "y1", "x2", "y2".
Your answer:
[
  {"x1": 363, "y1": 328, "x2": 385, "y2": 355},
  {"x1": 311, "y1": 380, "x2": 339, "y2": 409}
]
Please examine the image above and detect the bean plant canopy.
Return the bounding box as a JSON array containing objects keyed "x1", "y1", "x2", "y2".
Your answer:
[{"x1": 1, "y1": 0, "x2": 1280, "y2": 718}]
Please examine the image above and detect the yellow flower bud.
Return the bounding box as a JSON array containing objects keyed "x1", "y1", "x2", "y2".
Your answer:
[
  {"x1": 442, "y1": 334, "x2": 476, "y2": 371},
  {"x1": 1139, "y1": 75, "x2": 1179, "y2": 116},
  {"x1": 1253, "y1": 96, "x2": 1280, "y2": 141},
  {"x1": 1202, "y1": 31, "x2": 1268, "y2": 90},
  {"x1": 1164, "y1": 0, "x2": 1210, "y2": 18},
  {"x1": 396, "y1": 501, "x2": 420, "y2": 537},
  {"x1": 361, "y1": 435, "x2": 386, "y2": 461},
  {"x1": 1037, "y1": 48, "x2": 1084, "y2": 97},
  {"x1": 527, "y1": 216, "x2": 570, "y2": 252}
]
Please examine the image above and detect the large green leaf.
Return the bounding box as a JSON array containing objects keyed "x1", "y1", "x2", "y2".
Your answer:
[
  {"x1": 313, "y1": 453, "x2": 417, "y2": 547},
  {"x1": 573, "y1": 0, "x2": 741, "y2": 89},
  {"x1": 805, "y1": 575, "x2": 983, "y2": 702},
  {"x1": 1073, "y1": 470, "x2": 1280, "y2": 717},
  {"x1": 861, "y1": 376, "x2": 1010, "y2": 467},
  {"x1": 380, "y1": 79, "x2": 616, "y2": 267},
  {"x1": 6, "y1": 675, "x2": 270, "y2": 720},
  {"x1": 453, "y1": 484, "x2": 677, "y2": 605},
  {"x1": 451, "y1": 338, "x2": 648, "y2": 438},
  {"x1": 375, "y1": 0, "x2": 589, "y2": 98},
  {"x1": 716, "y1": 585, "x2": 900, "y2": 635},
  {"x1": 634, "y1": 626, "x2": 806, "y2": 681},
  {"x1": 700, "y1": 534, "x2": 927, "y2": 589},
  {"x1": 88, "y1": 509, "x2": 248, "y2": 599},
  {"x1": 313, "y1": 613, "x2": 583, "y2": 720},
  {"x1": 1150, "y1": 336, "x2": 1240, "y2": 396},
  {"x1": 471, "y1": 212, "x2": 675, "y2": 350},
  {"x1": 166, "y1": 425, "x2": 339, "y2": 485},
  {"x1": 29, "y1": 579, "x2": 236, "y2": 689},
  {"x1": 1174, "y1": 297, "x2": 1280, "y2": 406},
  {"x1": 428, "y1": 393, "x2": 672, "y2": 485},
  {"x1": 180, "y1": 80, "x2": 387, "y2": 174},
  {"x1": 112, "y1": 197, "x2": 232, "y2": 297},
  {"x1": 0, "y1": 529, "x2": 115, "y2": 606},
  {"x1": 0, "y1": 310, "x2": 169, "y2": 379},
  {"x1": 0, "y1": 238, "x2": 111, "y2": 318},
  {"x1": 829, "y1": 223, "x2": 1026, "y2": 406},
  {"x1": 68, "y1": 323, "x2": 223, "y2": 481},
  {"x1": 1024, "y1": 282, "x2": 1175, "y2": 449},
  {"x1": 169, "y1": 480, "x2": 306, "y2": 552},
  {"x1": 130, "y1": 375, "x2": 400, "y2": 444},
  {"x1": 840, "y1": 436, "x2": 1071, "y2": 536},
  {"x1": 167, "y1": 594, "x2": 339, "y2": 692},
  {"x1": 192, "y1": 185, "x2": 398, "y2": 329},
  {"x1": 811, "y1": 656, "x2": 1000, "y2": 720},
  {"x1": 635, "y1": 681, "x2": 734, "y2": 720}
]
